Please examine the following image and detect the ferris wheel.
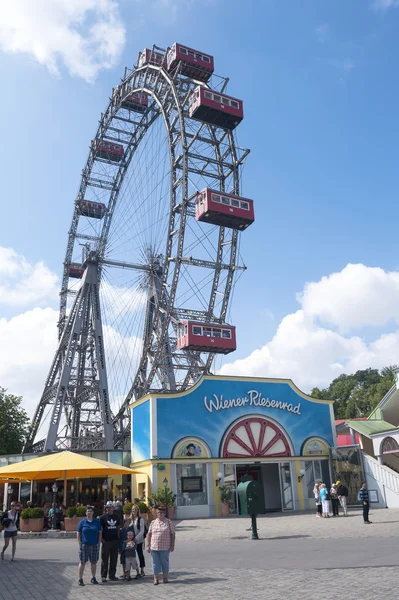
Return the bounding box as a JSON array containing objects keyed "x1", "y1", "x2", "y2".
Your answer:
[{"x1": 25, "y1": 43, "x2": 254, "y2": 453}]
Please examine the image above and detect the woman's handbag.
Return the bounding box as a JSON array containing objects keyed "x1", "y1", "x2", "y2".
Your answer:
[{"x1": 1, "y1": 514, "x2": 11, "y2": 528}]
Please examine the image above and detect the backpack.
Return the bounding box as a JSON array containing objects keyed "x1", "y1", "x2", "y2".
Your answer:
[{"x1": 325, "y1": 491, "x2": 330, "y2": 501}]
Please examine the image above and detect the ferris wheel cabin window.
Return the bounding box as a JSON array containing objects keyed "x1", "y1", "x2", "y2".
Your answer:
[
  {"x1": 184, "y1": 324, "x2": 188, "y2": 335},
  {"x1": 204, "y1": 327, "x2": 212, "y2": 336},
  {"x1": 221, "y1": 196, "x2": 230, "y2": 205},
  {"x1": 193, "y1": 326, "x2": 202, "y2": 336},
  {"x1": 230, "y1": 100, "x2": 239, "y2": 109},
  {"x1": 213, "y1": 95, "x2": 221, "y2": 103},
  {"x1": 203, "y1": 56, "x2": 210, "y2": 63},
  {"x1": 240, "y1": 201, "x2": 249, "y2": 210},
  {"x1": 213, "y1": 328, "x2": 221, "y2": 338},
  {"x1": 222, "y1": 329, "x2": 232, "y2": 339},
  {"x1": 231, "y1": 199, "x2": 240, "y2": 208},
  {"x1": 204, "y1": 91, "x2": 213, "y2": 100},
  {"x1": 180, "y1": 47, "x2": 187, "y2": 54},
  {"x1": 211, "y1": 194, "x2": 221, "y2": 203}
]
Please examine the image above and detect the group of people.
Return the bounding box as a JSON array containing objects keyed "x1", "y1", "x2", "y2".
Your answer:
[
  {"x1": 313, "y1": 480, "x2": 372, "y2": 524},
  {"x1": 77, "y1": 502, "x2": 175, "y2": 586}
]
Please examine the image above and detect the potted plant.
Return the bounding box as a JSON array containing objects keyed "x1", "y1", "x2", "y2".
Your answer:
[
  {"x1": 148, "y1": 488, "x2": 176, "y2": 520},
  {"x1": 137, "y1": 501, "x2": 149, "y2": 522},
  {"x1": 20, "y1": 507, "x2": 45, "y2": 532},
  {"x1": 123, "y1": 502, "x2": 133, "y2": 516},
  {"x1": 219, "y1": 485, "x2": 232, "y2": 517},
  {"x1": 64, "y1": 505, "x2": 86, "y2": 532}
]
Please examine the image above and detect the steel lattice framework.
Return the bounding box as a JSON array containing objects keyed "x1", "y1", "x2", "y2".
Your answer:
[{"x1": 25, "y1": 45, "x2": 250, "y2": 453}]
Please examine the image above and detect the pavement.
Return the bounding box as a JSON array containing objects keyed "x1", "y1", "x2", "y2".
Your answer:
[{"x1": 1, "y1": 507, "x2": 399, "y2": 600}]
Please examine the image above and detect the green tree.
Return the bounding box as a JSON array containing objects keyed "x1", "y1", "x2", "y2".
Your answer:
[
  {"x1": 310, "y1": 366, "x2": 397, "y2": 419},
  {"x1": 0, "y1": 388, "x2": 30, "y2": 455}
]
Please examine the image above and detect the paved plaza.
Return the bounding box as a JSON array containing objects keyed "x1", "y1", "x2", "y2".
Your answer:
[{"x1": 1, "y1": 508, "x2": 399, "y2": 600}]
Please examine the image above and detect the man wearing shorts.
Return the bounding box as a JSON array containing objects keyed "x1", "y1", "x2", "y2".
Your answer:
[{"x1": 77, "y1": 506, "x2": 102, "y2": 586}]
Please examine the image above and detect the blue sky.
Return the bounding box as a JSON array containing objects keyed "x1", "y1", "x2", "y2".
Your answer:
[{"x1": 1, "y1": 0, "x2": 399, "y2": 416}]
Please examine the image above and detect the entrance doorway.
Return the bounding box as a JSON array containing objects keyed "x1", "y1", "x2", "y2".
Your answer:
[{"x1": 234, "y1": 462, "x2": 293, "y2": 514}]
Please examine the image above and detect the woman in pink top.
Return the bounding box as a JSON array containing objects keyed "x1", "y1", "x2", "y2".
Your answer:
[{"x1": 146, "y1": 507, "x2": 175, "y2": 585}]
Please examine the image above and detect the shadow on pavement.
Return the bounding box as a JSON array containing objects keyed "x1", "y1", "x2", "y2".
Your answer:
[
  {"x1": 266, "y1": 535, "x2": 311, "y2": 540},
  {"x1": 169, "y1": 576, "x2": 228, "y2": 584}
]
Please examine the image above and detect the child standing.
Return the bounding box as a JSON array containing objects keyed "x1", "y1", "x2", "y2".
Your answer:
[
  {"x1": 119, "y1": 518, "x2": 129, "y2": 579},
  {"x1": 121, "y1": 531, "x2": 140, "y2": 581},
  {"x1": 313, "y1": 483, "x2": 322, "y2": 518}
]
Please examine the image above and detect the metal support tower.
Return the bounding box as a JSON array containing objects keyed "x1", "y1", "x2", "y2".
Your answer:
[{"x1": 24, "y1": 257, "x2": 114, "y2": 452}]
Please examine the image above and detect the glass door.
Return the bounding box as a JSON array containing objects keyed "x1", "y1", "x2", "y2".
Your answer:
[{"x1": 279, "y1": 462, "x2": 293, "y2": 511}]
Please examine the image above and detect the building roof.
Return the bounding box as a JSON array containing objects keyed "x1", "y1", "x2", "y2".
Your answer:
[{"x1": 345, "y1": 419, "x2": 397, "y2": 437}]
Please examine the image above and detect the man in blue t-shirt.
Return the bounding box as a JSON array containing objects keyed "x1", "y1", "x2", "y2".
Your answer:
[{"x1": 77, "y1": 506, "x2": 102, "y2": 586}]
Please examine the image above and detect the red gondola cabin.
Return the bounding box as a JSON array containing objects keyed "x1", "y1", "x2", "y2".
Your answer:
[
  {"x1": 188, "y1": 86, "x2": 243, "y2": 130},
  {"x1": 139, "y1": 48, "x2": 167, "y2": 68},
  {"x1": 166, "y1": 43, "x2": 214, "y2": 82},
  {"x1": 196, "y1": 188, "x2": 254, "y2": 230},
  {"x1": 78, "y1": 200, "x2": 107, "y2": 219},
  {"x1": 177, "y1": 321, "x2": 236, "y2": 354},
  {"x1": 94, "y1": 140, "x2": 124, "y2": 162},
  {"x1": 121, "y1": 91, "x2": 149, "y2": 113},
  {"x1": 69, "y1": 263, "x2": 85, "y2": 279}
]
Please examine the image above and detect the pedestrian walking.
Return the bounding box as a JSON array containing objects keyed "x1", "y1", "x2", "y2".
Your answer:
[
  {"x1": 100, "y1": 500, "x2": 121, "y2": 582},
  {"x1": 336, "y1": 480, "x2": 349, "y2": 516},
  {"x1": 313, "y1": 483, "x2": 322, "y2": 518},
  {"x1": 359, "y1": 482, "x2": 372, "y2": 524},
  {"x1": 121, "y1": 531, "x2": 140, "y2": 581},
  {"x1": 77, "y1": 505, "x2": 102, "y2": 586},
  {"x1": 146, "y1": 506, "x2": 175, "y2": 585},
  {"x1": 130, "y1": 504, "x2": 146, "y2": 576},
  {"x1": 319, "y1": 483, "x2": 330, "y2": 518},
  {"x1": 330, "y1": 483, "x2": 339, "y2": 516},
  {"x1": 1, "y1": 502, "x2": 19, "y2": 561}
]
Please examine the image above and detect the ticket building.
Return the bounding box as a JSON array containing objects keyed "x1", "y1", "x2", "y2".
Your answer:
[{"x1": 130, "y1": 376, "x2": 336, "y2": 518}]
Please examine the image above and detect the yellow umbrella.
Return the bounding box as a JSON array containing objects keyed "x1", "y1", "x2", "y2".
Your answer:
[{"x1": 0, "y1": 450, "x2": 142, "y2": 504}]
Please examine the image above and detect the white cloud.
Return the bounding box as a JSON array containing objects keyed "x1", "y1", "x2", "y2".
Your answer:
[
  {"x1": 0, "y1": 0, "x2": 126, "y2": 82},
  {"x1": 0, "y1": 307, "x2": 58, "y2": 416},
  {"x1": 372, "y1": 0, "x2": 399, "y2": 9},
  {"x1": 343, "y1": 58, "x2": 355, "y2": 72},
  {"x1": 298, "y1": 263, "x2": 399, "y2": 332},
  {"x1": 221, "y1": 263, "x2": 399, "y2": 392},
  {"x1": 0, "y1": 247, "x2": 59, "y2": 307},
  {"x1": 315, "y1": 23, "x2": 329, "y2": 42}
]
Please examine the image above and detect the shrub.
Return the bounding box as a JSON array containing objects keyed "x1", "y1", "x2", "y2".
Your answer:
[
  {"x1": 137, "y1": 502, "x2": 148, "y2": 514},
  {"x1": 65, "y1": 507, "x2": 77, "y2": 518},
  {"x1": 21, "y1": 508, "x2": 32, "y2": 519},
  {"x1": 21, "y1": 507, "x2": 44, "y2": 519},
  {"x1": 219, "y1": 485, "x2": 232, "y2": 504},
  {"x1": 123, "y1": 503, "x2": 133, "y2": 515},
  {"x1": 75, "y1": 505, "x2": 87, "y2": 517},
  {"x1": 148, "y1": 487, "x2": 176, "y2": 508}
]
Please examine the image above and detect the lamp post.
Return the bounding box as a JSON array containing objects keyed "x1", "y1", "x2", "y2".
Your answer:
[
  {"x1": 297, "y1": 468, "x2": 305, "y2": 483},
  {"x1": 103, "y1": 479, "x2": 108, "y2": 508},
  {"x1": 163, "y1": 477, "x2": 168, "y2": 519},
  {"x1": 51, "y1": 482, "x2": 58, "y2": 530},
  {"x1": 7, "y1": 486, "x2": 13, "y2": 509}
]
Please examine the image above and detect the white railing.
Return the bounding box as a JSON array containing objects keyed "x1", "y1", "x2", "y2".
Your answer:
[{"x1": 362, "y1": 452, "x2": 399, "y2": 495}]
